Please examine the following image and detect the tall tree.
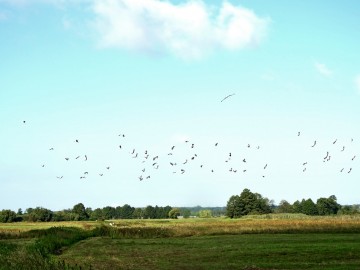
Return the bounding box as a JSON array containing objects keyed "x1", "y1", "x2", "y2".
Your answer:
[{"x1": 72, "y1": 203, "x2": 89, "y2": 221}]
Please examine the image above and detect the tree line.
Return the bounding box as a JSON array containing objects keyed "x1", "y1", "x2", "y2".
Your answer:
[
  {"x1": 1, "y1": 189, "x2": 359, "y2": 223},
  {"x1": 0, "y1": 204, "x2": 227, "y2": 223},
  {"x1": 226, "y1": 188, "x2": 360, "y2": 218}
]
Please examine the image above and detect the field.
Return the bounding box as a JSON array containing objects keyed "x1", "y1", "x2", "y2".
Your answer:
[{"x1": 1, "y1": 215, "x2": 360, "y2": 269}]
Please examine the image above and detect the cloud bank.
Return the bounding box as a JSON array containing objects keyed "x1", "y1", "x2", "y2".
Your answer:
[{"x1": 91, "y1": 0, "x2": 270, "y2": 59}]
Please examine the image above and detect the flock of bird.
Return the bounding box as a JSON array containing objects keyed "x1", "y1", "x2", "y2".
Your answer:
[{"x1": 21, "y1": 94, "x2": 357, "y2": 182}]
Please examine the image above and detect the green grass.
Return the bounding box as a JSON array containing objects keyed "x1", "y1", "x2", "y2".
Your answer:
[
  {"x1": 58, "y1": 233, "x2": 360, "y2": 270},
  {"x1": 1, "y1": 216, "x2": 360, "y2": 269}
]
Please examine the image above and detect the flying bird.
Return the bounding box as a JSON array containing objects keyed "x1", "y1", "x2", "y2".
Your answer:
[
  {"x1": 333, "y1": 139, "x2": 337, "y2": 144},
  {"x1": 56, "y1": 176, "x2": 63, "y2": 179},
  {"x1": 352, "y1": 155, "x2": 356, "y2": 161},
  {"x1": 75, "y1": 139, "x2": 79, "y2": 143},
  {"x1": 264, "y1": 164, "x2": 268, "y2": 169},
  {"x1": 84, "y1": 155, "x2": 88, "y2": 161},
  {"x1": 221, "y1": 93, "x2": 235, "y2": 102},
  {"x1": 297, "y1": 131, "x2": 300, "y2": 136},
  {"x1": 49, "y1": 148, "x2": 54, "y2": 151},
  {"x1": 171, "y1": 146, "x2": 175, "y2": 150},
  {"x1": 65, "y1": 158, "x2": 69, "y2": 161},
  {"x1": 311, "y1": 141, "x2": 317, "y2": 147},
  {"x1": 75, "y1": 156, "x2": 80, "y2": 159},
  {"x1": 99, "y1": 174, "x2": 103, "y2": 176},
  {"x1": 341, "y1": 146, "x2": 345, "y2": 152},
  {"x1": 106, "y1": 166, "x2": 110, "y2": 170},
  {"x1": 348, "y1": 168, "x2": 352, "y2": 173},
  {"x1": 215, "y1": 143, "x2": 218, "y2": 146}
]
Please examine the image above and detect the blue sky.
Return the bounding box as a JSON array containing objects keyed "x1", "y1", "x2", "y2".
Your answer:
[{"x1": 1, "y1": 0, "x2": 359, "y2": 211}]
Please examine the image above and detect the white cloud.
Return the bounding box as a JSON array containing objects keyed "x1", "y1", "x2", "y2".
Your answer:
[
  {"x1": 355, "y1": 75, "x2": 360, "y2": 93},
  {"x1": 314, "y1": 61, "x2": 333, "y2": 76},
  {"x1": 91, "y1": 0, "x2": 270, "y2": 59}
]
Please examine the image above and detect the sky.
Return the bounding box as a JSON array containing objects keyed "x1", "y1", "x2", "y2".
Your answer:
[{"x1": 1, "y1": 0, "x2": 359, "y2": 211}]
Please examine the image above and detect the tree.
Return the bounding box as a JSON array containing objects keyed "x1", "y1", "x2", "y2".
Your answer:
[
  {"x1": 120, "y1": 204, "x2": 134, "y2": 219},
  {"x1": 300, "y1": 199, "x2": 318, "y2": 215},
  {"x1": 90, "y1": 208, "x2": 104, "y2": 221},
  {"x1": 72, "y1": 203, "x2": 89, "y2": 221},
  {"x1": 102, "y1": 206, "x2": 116, "y2": 220},
  {"x1": 0, "y1": 210, "x2": 17, "y2": 223},
  {"x1": 132, "y1": 208, "x2": 144, "y2": 219},
  {"x1": 276, "y1": 200, "x2": 294, "y2": 213},
  {"x1": 27, "y1": 207, "x2": 53, "y2": 222},
  {"x1": 226, "y1": 195, "x2": 240, "y2": 218},
  {"x1": 226, "y1": 189, "x2": 272, "y2": 218},
  {"x1": 182, "y1": 209, "x2": 191, "y2": 218},
  {"x1": 168, "y1": 208, "x2": 180, "y2": 219},
  {"x1": 199, "y1": 210, "x2": 212, "y2": 218},
  {"x1": 317, "y1": 195, "x2": 340, "y2": 215},
  {"x1": 144, "y1": 205, "x2": 156, "y2": 219}
]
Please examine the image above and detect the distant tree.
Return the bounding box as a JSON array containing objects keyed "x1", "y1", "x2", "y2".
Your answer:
[
  {"x1": 292, "y1": 200, "x2": 302, "y2": 213},
  {"x1": 90, "y1": 208, "x2": 104, "y2": 221},
  {"x1": 168, "y1": 208, "x2": 180, "y2": 219},
  {"x1": 72, "y1": 203, "x2": 89, "y2": 221},
  {"x1": 17, "y1": 208, "x2": 23, "y2": 215},
  {"x1": 132, "y1": 208, "x2": 144, "y2": 219},
  {"x1": 182, "y1": 209, "x2": 191, "y2": 218},
  {"x1": 162, "y1": 206, "x2": 172, "y2": 219},
  {"x1": 338, "y1": 205, "x2": 359, "y2": 215},
  {"x1": 0, "y1": 210, "x2": 17, "y2": 223},
  {"x1": 226, "y1": 189, "x2": 272, "y2": 218},
  {"x1": 300, "y1": 199, "x2": 318, "y2": 215},
  {"x1": 276, "y1": 200, "x2": 294, "y2": 213},
  {"x1": 120, "y1": 204, "x2": 134, "y2": 219},
  {"x1": 199, "y1": 210, "x2": 212, "y2": 218},
  {"x1": 27, "y1": 207, "x2": 53, "y2": 222},
  {"x1": 226, "y1": 195, "x2": 240, "y2": 218},
  {"x1": 144, "y1": 205, "x2": 156, "y2": 219},
  {"x1": 102, "y1": 206, "x2": 116, "y2": 220},
  {"x1": 317, "y1": 195, "x2": 340, "y2": 215}
]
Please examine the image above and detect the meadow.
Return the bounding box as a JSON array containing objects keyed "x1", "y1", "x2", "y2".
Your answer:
[{"x1": 1, "y1": 214, "x2": 360, "y2": 269}]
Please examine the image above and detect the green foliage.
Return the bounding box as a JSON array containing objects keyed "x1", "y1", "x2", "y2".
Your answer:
[
  {"x1": 26, "y1": 207, "x2": 53, "y2": 222},
  {"x1": 276, "y1": 200, "x2": 294, "y2": 213},
  {"x1": 198, "y1": 209, "x2": 212, "y2": 218},
  {"x1": 0, "y1": 210, "x2": 17, "y2": 223},
  {"x1": 317, "y1": 195, "x2": 341, "y2": 215},
  {"x1": 300, "y1": 199, "x2": 318, "y2": 215},
  {"x1": 72, "y1": 203, "x2": 89, "y2": 221},
  {"x1": 226, "y1": 189, "x2": 272, "y2": 218},
  {"x1": 168, "y1": 208, "x2": 180, "y2": 219}
]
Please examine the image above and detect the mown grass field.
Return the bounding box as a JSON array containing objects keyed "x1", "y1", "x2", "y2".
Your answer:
[{"x1": 1, "y1": 214, "x2": 360, "y2": 269}]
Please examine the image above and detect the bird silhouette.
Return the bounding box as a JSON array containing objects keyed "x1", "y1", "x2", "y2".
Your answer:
[
  {"x1": 84, "y1": 155, "x2": 88, "y2": 161},
  {"x1": 264, "y1": 164, "x2": 267, "y2": 169},
  {"x1": 297, "y1": 131, "x2": 300, "y2": 136},
  {"x1": 106, "y1": 166, "x2": 110, "y2": 170},
  {"x1": 56, "y1": 176, "x2": 63, "y2": 179},
  {"x1": 311, "y1": 141, "x2": 317, "y2": 147},
  {"x1": 348, "y1": 168, "x2": 352, "y2": 173},
  {"x1": 49, "y1": 148, "x2": 54, "y2": 151},
  {"x1": 65, "y1": 158, "x2": 69, "y2": 161},
  {"x1": 352, "y1": 155, "x2": 356, "y2": 161},
  {"x1": 221, "y1": 93, "x2": 235, "y2": 102},
  {"x1": 333, "y1": 139, "x2": 337, "y2": 144}
]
